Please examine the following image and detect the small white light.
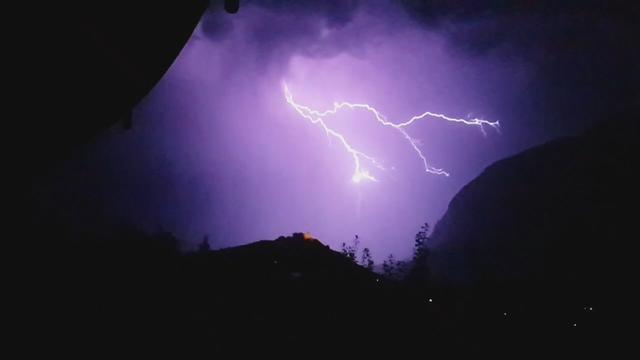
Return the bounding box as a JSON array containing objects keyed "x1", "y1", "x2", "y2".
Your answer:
[
  {"x1": 573, "y1": 323, "x2": 577, "y2": 327},
  {"x1": 428, "y1": 298, "x2": 433, "y2": 303},
  {"x1": 503, "y1": 312, "x2": 507, "y2": 316},
  {"x1": 589, "y1": 307, "x2": 593, "y2": 311}
]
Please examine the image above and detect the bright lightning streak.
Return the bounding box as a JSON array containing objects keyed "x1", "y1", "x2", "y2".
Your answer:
[
  {"x1": 283, "y1": 83, "x2": 500, "y2": 182},
  {"x1": 284, "y1": 84, "x2": 381, "y2": 183}
]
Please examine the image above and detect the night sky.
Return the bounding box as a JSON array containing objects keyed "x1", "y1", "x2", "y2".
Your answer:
[{"x1": 40, "y1": 0, "x2": 637, "y2": 261}]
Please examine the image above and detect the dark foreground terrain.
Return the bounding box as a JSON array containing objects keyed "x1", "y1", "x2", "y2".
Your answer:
[
  {"x1": 12, "y1": 1, "x2": 634, "y2": 356},
  {"x1": 15, "y1": 228, "x2": 614, "y2": 357},
  {"x1": 18, "y1": 117, "x2": 634, "y2": 356}
]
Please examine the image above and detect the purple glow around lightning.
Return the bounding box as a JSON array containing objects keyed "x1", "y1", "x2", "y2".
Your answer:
[
  {"x1": 50, "y1": 2, "x2": 535, "y2": 260},
  {"x1": 284, "y1": 82, "x2": 500, "y2": 182}
]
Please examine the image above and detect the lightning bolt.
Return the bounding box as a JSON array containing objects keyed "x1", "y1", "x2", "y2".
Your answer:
[{"x1": 283, "y1": 83, "x2": 500, "y2": 182}]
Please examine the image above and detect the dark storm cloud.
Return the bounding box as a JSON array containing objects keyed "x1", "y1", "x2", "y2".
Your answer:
[
  {"x1": 400, "y1": 0, "x2": 635, "y2": 31},
  {"x1": 199, "y1": 7, "x2": 235, "y2": 41},
  {"x1": 400, "y1": 0, "x2": 637, "y2": 65},
  {"x1": 250, "y1": 0, "x2": 361, "y2": 27},
  {"x1": 198, "y1": 0, "x2": 382, "y2": 66},
  {"x1": 401, "y1": 0, "x2": 639, "y2": 132},
  {"x1": 199, "y1": 0, "x2": 638, "y2": 132}
]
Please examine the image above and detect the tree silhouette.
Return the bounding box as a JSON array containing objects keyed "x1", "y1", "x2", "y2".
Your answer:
[
  {"x1": 353, "y1": 235, "x2": 360, "y2": 259},
  {"x1": 198, "y1": 235, "x2": 211, "y2": 253},
  {"x1": 361, "y1": 247, "x2": 374, "y2": 270},
  {"x1": 395, "y1": 260, "x2": 409, "y2": 279},
  {"x1": 413, "y1": 222, "x2": 429, "y2": 261},
  {"x1": 382, "y1": 254, "x2": 396, "y2": 278},
  {"x1": 407, "y1": 222, "x2": 431, "y2": 287},
  {"x1": 341, "y1": 235, "x2": 360, "y2": 263}
]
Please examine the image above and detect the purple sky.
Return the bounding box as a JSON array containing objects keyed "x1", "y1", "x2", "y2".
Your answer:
[{"x1": 43, "y1": 1, "x2": 635, "y2": 261}]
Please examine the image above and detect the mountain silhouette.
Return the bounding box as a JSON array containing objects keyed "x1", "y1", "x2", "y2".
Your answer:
[{"x1": 429, "y1": 111, "x2": 635, "y2": 318}]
